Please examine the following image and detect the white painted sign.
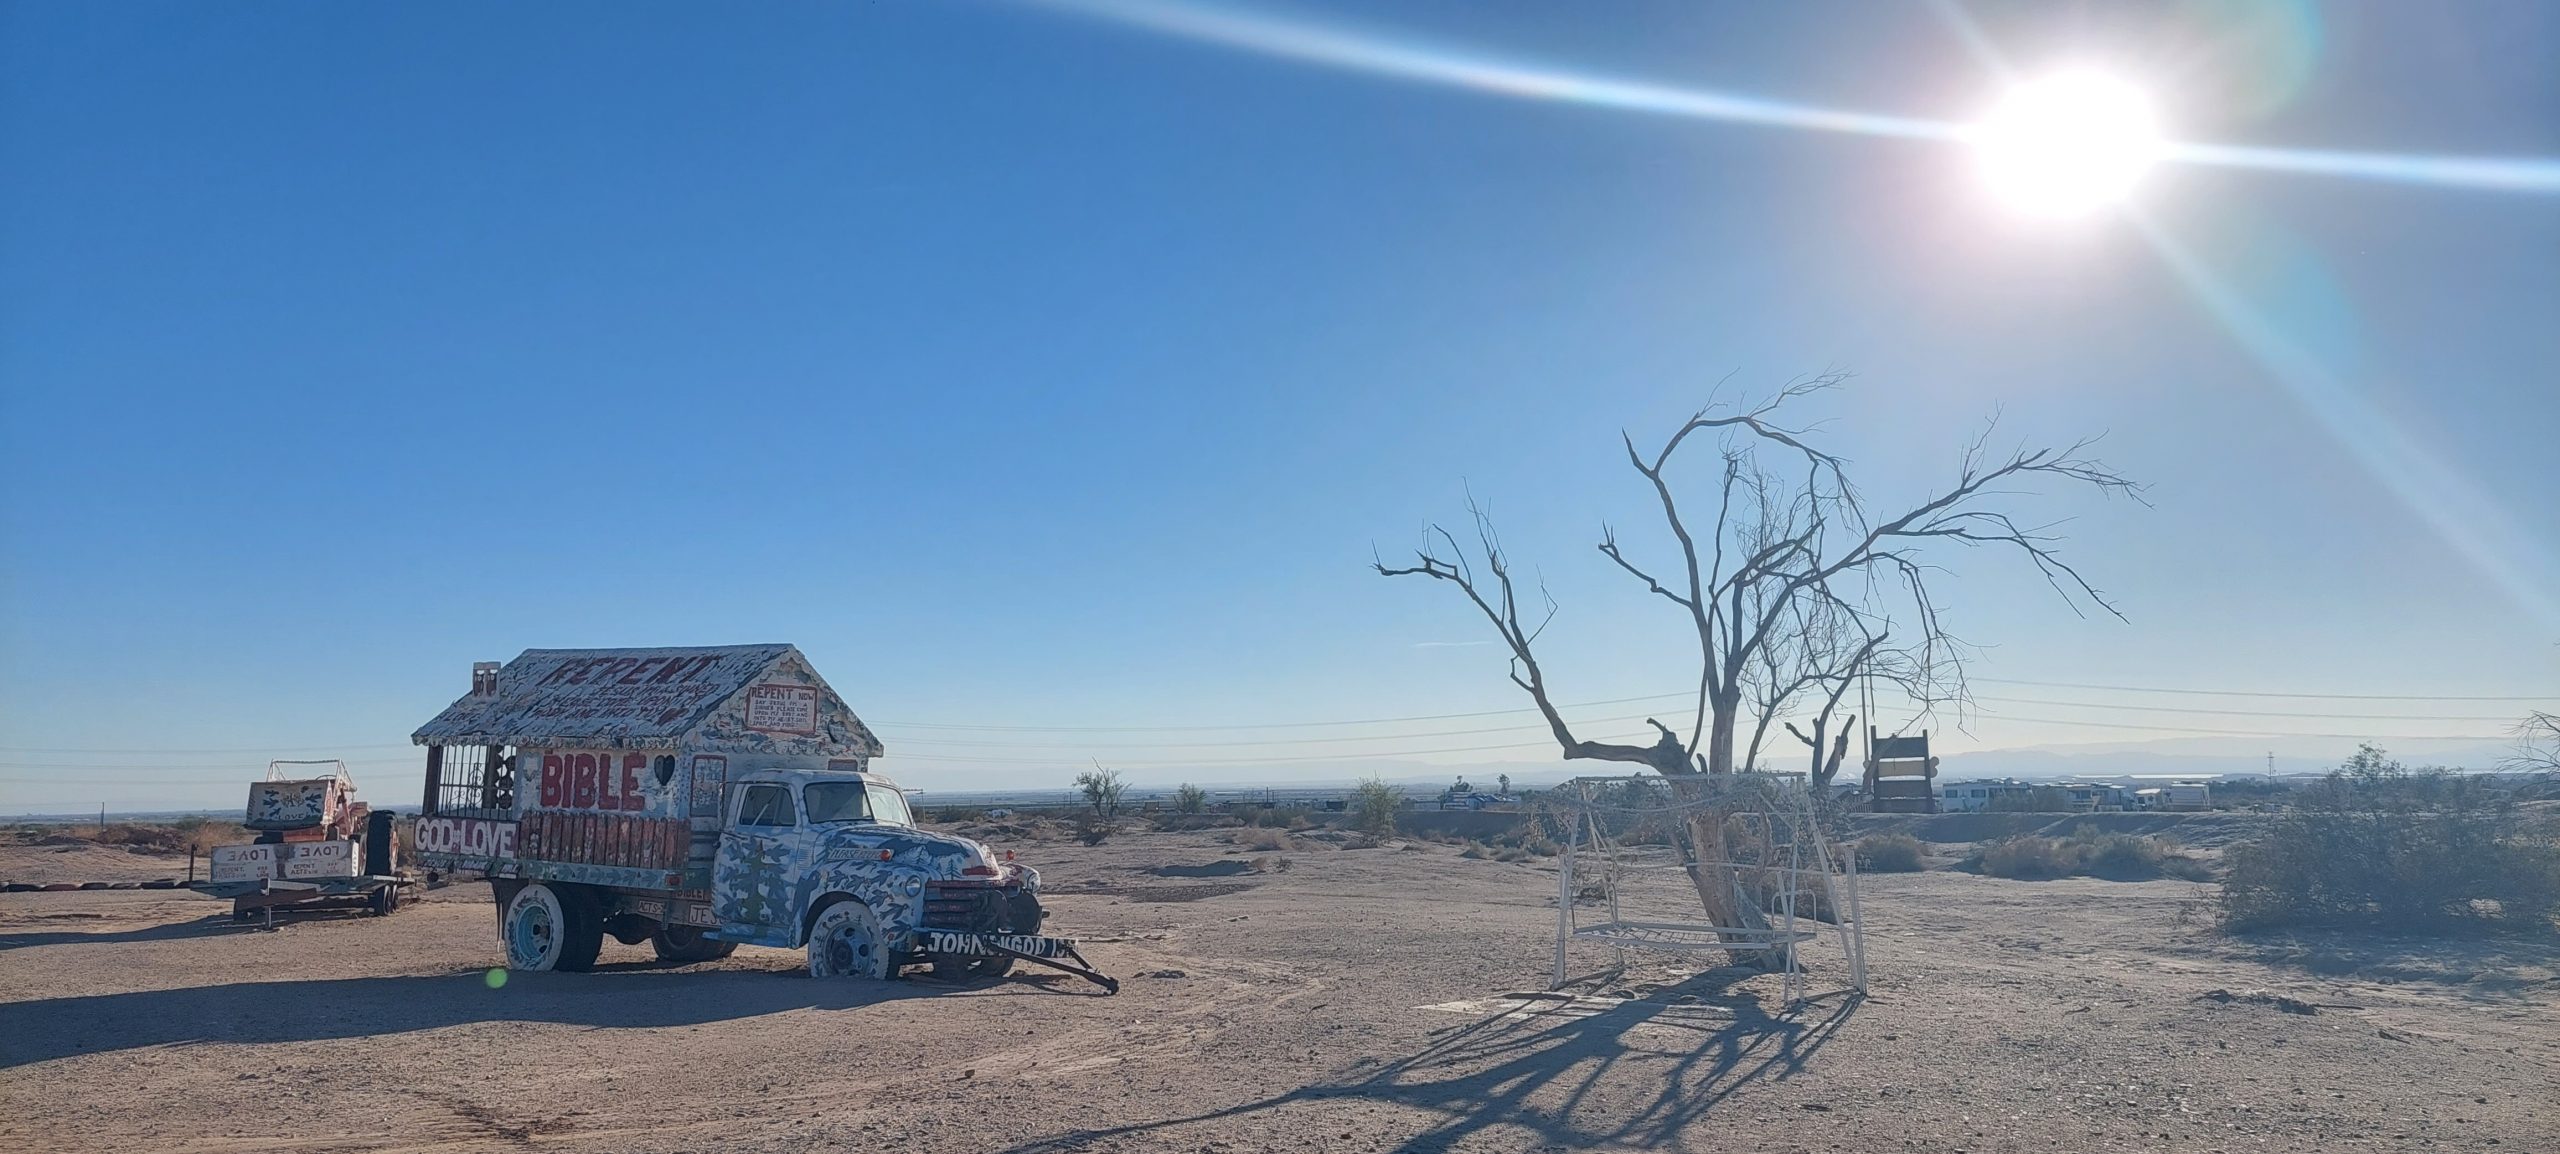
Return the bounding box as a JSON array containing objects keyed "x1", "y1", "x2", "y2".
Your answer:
[
  {"x1": 744, "y1": 683, "x2": 819, "y2": 735},
  {"x1": 414, "y1": 816, "x2": 518, "y2": 861},
  {"x1": 689, "y1": 755, "x2": 728, "y2": 817},
  {"x1": 283, "y1": 840, "x2": 357, "y2": 879},
  {"x1": 209, "y1": 843, "x2": 278, "y2": 883}
]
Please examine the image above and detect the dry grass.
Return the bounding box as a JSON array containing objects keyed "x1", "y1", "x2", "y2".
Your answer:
[{"x1": 1225, "y1": 827, "x2": 1300, "y2": 852}]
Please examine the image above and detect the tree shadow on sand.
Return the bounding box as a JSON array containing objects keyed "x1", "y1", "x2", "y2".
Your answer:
[
  {"x1": 0, "y1": 912, "x2": 251, "y2": 950},
  {"x1": 0, "y1": 965, "x2": 1102, "y2": 1069},
  {"x1": 2208, "y1": 928, "x2": 2560, "y2": 1001},
  {"x1": 1001, "y1": 968, "x2": 1860, "y2": 1153}
]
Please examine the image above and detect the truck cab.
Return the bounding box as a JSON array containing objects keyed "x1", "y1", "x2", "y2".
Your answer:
[{"x1": 709, "y1": 767, "x2": 1045, "y2": 978}]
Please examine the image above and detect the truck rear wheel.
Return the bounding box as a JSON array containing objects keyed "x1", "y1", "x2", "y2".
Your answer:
[
  {"x1": 806, "y1": 899, "x2": 891, "y2": 980},
  {"x1": 501, "y1": 882, "x2": 602, "y2": 972},
  {"x1": 652, "y1": 925, "x2": 736, "y2": 964}
]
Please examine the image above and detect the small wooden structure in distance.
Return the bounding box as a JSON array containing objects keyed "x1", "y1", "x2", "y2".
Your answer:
[{"x1": 1864, "y1": 729, "x2": 1940, "y2": 814}]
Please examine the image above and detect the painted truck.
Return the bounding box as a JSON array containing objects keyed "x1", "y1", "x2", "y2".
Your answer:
[{"x1": 411, "y1": 645, "x2": 1111, "y2": 989}]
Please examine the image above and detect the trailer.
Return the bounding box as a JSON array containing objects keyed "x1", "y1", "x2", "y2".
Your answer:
[
  {"x1": 190, "y1": 761, "x2": 416, "y2": 926},
  {"x1": 410, "y1": 645, "x2": 1114, "y2": 991}
]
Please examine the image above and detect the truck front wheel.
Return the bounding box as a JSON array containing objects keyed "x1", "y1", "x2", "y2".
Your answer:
[
  {"x1": 502, "y1": 882, "x2": 603, "y2": 972},
  {"x1": 805, "y1": 899, "x2": 891, "y2": 980}
]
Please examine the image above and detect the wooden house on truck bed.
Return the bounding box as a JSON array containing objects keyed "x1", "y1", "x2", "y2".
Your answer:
[{"x1": 411, "y1": 643, "x2": 884, "y2": 896}]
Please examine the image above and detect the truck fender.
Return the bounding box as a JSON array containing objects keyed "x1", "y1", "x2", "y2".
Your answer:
[{"x1": 801, "y1": 891, "x2": 876, "y2": 949}]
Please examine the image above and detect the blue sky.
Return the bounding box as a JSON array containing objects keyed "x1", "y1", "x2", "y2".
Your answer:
[{"x1": 4, "y1": 1, "x2": 2555, "y2": 810}]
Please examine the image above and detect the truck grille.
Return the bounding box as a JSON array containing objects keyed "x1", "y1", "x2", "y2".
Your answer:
[
  {"x1": 922, "y1": 883, "x2": 1003, "y2": 931},
  {"x1": 922, "y1": 882, "x2": 1040, "y2": 933}
]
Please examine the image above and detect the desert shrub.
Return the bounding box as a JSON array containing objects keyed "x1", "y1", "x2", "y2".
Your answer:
[
  {"x1": 1350, "y1": 775, "x2": 1400, "y2": 835},
  {"x1": 1458, "y1": 839, "x2": 1492, "y2": 860},
  {"x1": 1511, "y1": 830, "x2": 1560, "y2": 857},
  {"x1": 1073, "y1": 767, "x2": 1127, "y2": 843},
  {"x1": 1241, "y1": 806, "x2": 1315, "y2": 829},
  {"x1": 2078, "y1": 832, "x2": 2169, "y2": 880},
  {"x1": 1173, "y1": 783, "x2": 1208, "y2": 815},
  {"x1": 1856, "y1": 832, "x2": 1926, "y2": 872},
  {"x1": 922, "y1": 806, "x2": 985, "y2": 824},
  {"x1": 1976, "y1": 835, "x2": 2078, "y2": 879},
  {"x1": 1967, "y1": 831, "x2": 2209, "y2": 882},
  {"x1": 2220, "y1": 745, "x2": 2560, "y2": 933},
  {"x1": 1074, "y1": 768, "x2": 1126, "y2": 823}
]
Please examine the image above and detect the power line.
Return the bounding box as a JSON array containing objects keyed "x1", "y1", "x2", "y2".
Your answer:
[
  {"x1": 1961, "y1": 693, "x2": 2518, "y2": 722},
  {"x1": 1964, "y1": 710, "x2": 2508, "y2": 742},
  {"x1": 1969, "y1": 677, "x2": 2554, "y2": 702},
  {"x1": 876, "y1": 691, "x2": 1700, "y2": 732}
]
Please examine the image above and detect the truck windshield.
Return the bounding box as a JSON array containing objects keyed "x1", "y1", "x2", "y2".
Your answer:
[
  {"x1": 802, "y1": 782, "x2": 874, "y2": 824},
  {"x1": 866, "y1": 784, "x2": 913, "y2": 827}
]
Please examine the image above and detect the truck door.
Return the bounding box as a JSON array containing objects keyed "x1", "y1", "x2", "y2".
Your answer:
[{"x1": 712, "y1": 782, "x2": 798, "y2": 939}]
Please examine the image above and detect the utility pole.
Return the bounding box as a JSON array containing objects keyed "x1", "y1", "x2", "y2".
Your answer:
[
  {"x1": 98, "y1": 802, "x2": 106, "y2": 829},
  {"x1": 2266, "y1": 751, "x2": 2274, "y2": 777}
]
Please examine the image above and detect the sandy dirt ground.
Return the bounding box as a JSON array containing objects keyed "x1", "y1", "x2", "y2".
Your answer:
[{"x1": 3, "y1": 825, "x2": 2553, "y2": 1153}]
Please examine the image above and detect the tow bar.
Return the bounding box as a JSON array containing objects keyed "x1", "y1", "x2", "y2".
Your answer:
[
  {"x1": 988, "y1": 939, "x2": 1119, "y2": 994},
  {"x1": 922, "y1": 929, "x2": 1119, "y2": 994}
]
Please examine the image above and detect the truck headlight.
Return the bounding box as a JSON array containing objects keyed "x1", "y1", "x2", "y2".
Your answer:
[{"x1": 899, "y1": 874, "x2": 925, "y2": 897}]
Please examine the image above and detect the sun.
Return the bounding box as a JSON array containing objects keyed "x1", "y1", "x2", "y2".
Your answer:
[{"x1": 1973, "y1": 70, "x2": 2164, "y2": 218}]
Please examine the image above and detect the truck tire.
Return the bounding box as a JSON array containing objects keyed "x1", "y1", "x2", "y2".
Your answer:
[
  {"x1": 501, "y1": 882, "x2": 602, "y2": 972},
  {"x1": 362, "y1": 810, "x2": 396, "y2": 876},
  {"x1": 652, "y1": 925, "x2": 736, "y2": 964},
  {"x1": 805, "y1": 898, "x2": 892, "y2": 980}
]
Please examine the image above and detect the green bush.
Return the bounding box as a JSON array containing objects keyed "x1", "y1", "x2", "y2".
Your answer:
[
  {"x1": 1173, "y1": 783, "x2": 1209, "y2": 815},
  {"x1": 2220, "y1": 745, "x2": 2560, "y2": 932},
  {"x1": 1350, "y1": 775, "x2": 1401, "y2": 835},
  {"x1": 1856, "y1": 832, "x2": 1926, "y2": 872}
]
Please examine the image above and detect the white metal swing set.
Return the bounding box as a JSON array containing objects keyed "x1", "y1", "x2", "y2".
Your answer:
[{"x1": 1550, "y1": 773, "x2": 1869, "y2": 1008}]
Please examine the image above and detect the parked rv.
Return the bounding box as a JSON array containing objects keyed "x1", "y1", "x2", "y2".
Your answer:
[{"x1": 410, "y1": 645, "x2": 1113, "y2": 990}]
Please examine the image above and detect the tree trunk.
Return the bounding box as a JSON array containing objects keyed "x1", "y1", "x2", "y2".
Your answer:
[{"x1": 1703, "y1": 695, "x2": 1738, "y2": 775}]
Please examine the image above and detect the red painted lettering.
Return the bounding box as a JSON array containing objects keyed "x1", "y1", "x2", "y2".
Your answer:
[
  {"x1": 620, "y1": 657, "x2": 663, "y2": 684},
  {"x1": 621, "y1": 753, "x2": 646, "y2": 810},
  {"x1": 571, "y1": 753, "x2": 598, "y2": 808},
  {"x1": 539, "y1": 754, "x2": 565, "y2": 807}
]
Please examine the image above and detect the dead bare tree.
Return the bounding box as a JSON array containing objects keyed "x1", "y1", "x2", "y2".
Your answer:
[
  {"x1": 1378, "y1": 375, "x2": 2140, "y2": 937},
  {"x1": 1380, "y1": 374, "x2": 2136, "y2": 779},
  {"x1": 2509, "y1": 712, "x2": 2560, "y2": 775}
]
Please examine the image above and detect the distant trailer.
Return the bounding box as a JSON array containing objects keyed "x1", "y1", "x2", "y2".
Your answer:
[
  {"x1": 190, "y1": 872, "x2": 413, "y2": 928},
  {"x1": 190, "y1": 760, "x2": 418, "y2": 927}
]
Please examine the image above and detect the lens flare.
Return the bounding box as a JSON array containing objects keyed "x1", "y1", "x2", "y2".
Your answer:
[
  {"x1": 1040, "y1": 0, "x2": 2560, "y2": 195},
  {"x1": 1972, "y1": 71, "x2": 2164, "y2": 217}
]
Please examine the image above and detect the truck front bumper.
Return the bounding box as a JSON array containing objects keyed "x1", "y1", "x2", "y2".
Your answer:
[{"x1": 916, "y1": 929, "x2": 1117, "y2": 993}]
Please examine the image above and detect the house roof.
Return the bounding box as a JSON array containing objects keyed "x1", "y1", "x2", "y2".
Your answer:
[{"x1": 411, "y1": 644, "x2": 883, "y2": 755}]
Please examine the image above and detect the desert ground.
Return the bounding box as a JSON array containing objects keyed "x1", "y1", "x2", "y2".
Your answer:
[{"x1": 3, "y1": 820, "x2": 2553, "y2": 1154}]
